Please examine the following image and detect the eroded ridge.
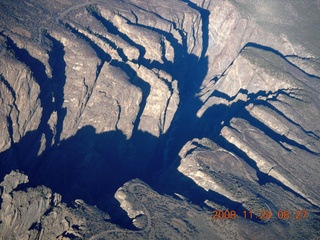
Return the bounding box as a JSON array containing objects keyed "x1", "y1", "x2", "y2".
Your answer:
[{"x1": 0, "y1": 0, "x2": 320, "y2": 239}]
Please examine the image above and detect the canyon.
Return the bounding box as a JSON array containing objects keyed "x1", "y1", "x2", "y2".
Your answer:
[{"x1": 0, "y1": 0, "x2": 319, "y2": 239}]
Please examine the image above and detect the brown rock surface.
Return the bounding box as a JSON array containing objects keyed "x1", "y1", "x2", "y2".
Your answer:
[{"x1": 0, "y1": 0, "x2": 319, "y2": 239}]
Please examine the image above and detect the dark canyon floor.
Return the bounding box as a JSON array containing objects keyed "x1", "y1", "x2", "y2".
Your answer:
[{"x1": 0, "y1": 0, "x2": 320, "y2": 239}]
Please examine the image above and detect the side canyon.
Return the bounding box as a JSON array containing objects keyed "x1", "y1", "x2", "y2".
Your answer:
[{"x1": 0, "y1": 0, "x2": 319, "y2": 239}]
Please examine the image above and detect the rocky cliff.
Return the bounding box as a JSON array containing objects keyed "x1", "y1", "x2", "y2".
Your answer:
[{"x1": 0, "y1": 0, "x2": 319, "y2": 239}]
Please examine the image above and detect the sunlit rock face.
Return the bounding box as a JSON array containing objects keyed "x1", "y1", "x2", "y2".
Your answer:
[{"x1": 0, "y1": 0, "x2": 319, "y2": 239}]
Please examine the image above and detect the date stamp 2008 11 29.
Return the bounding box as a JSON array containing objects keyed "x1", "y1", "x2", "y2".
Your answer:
[{"x1": 211, "y1": 209, "x2": 308, "y2": 221}]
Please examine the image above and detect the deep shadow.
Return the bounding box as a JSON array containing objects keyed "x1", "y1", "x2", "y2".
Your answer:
[
  {"x1": 0, "y1": 4, "x2": 214, "y2": 228},
  {"x1": 154, "y1": 85, "x2": 319, "y2": 209},
  {"x1": 2, "y1": 33, "x2": 54, "y2": 153},
  {"x1": 1, "y1": 2, "x2": 319, "y2": 232},
  {"x1": 0, "y1": 125, "x2": 162, "y2": 227},
  {"x1": 155, "y1": 153, "x2": 266, "y2": 224},
  {"x1": 87, "y1": 7, "x2": 147, "y2": 62},
  {"x1": 63, "y1": 22, "x2": 151, "y2": 136},
  {"x1": 46, "y1": 33, "x2": 67, "y2": 144},
  {"x1": 1, "y1": 32, "x2": 68, "y2": 150},
  {"x1": 181, "y1": 0, "x2": 210, "y2": 58},
  {"x1": 0, "y1": 74, "x2": 16, "y2": 148}
]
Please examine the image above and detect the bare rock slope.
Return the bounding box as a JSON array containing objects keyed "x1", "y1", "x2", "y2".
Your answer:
[{"x1": 0, "y1": 0, "x2": 319, "y2": 239}]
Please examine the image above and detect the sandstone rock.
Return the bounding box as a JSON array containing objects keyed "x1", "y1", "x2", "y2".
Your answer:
[
  {"x1": 114, "y1": 183, "x2": 146, "y2": 229},
  {"x1": 0, "y1": 171, "x2": 28, "y2": 194},
  {"x1": 0, "y1": 0, "x2": 319, "y2": 239},
  {"x1": 0, "y1": 171, "x2": 61, "y2": 239}
]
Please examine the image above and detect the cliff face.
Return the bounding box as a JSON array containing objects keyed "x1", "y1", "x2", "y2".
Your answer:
[{"x1": 0, "y1": 0, "x2": 319, "y2": 239}]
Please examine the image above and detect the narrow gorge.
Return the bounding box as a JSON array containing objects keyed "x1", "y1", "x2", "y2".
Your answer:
[{"x1": 0, "y1": 0, "x2": 319, "y2": 239}]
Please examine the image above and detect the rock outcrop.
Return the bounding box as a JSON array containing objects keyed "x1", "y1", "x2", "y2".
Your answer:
[
  {"x1": 0, "y1": 0, "x2": 319, "y2": 239},
  {"x1": 0, "y1": 171, "x2": 61, "y2": 239}
]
